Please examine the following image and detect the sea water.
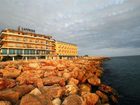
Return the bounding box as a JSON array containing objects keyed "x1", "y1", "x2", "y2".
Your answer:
[{"x1": 102, "y1": 55, "x2": 140, "y2": 105}]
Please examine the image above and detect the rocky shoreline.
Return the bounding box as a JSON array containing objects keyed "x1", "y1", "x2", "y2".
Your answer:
[{"x1": 0, "y1": 57, "x2": 118, "y2": 105}]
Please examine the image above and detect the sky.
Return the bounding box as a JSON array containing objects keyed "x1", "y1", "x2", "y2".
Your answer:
[{"x1": 0, "y1": 0, "x2": 140, "y2": 57}]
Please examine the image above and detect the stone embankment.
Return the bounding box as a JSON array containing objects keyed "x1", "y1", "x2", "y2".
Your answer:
[{"x1": 0, "y1": 57, "x2": 118, "y2": 105}]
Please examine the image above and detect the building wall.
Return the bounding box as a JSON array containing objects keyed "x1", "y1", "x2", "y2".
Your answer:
[
  {"x1": 55, "y1": 41, "x2": 78, "y2": 57},
  {"x1": 0, "y1": 28, "x2": 56, "y2": 60}
]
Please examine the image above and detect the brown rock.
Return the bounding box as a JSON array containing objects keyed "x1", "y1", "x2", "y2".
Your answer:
[
  {"x1": 96, "y1": 90, "x2": 109, "y2": 103},
  {"x1": 110, "y1": 95, "x2": 118, "y2": 103},
  {"x1": 44, "y1": 66, "x2": 57, "y2": 71},
  {"x1": 99, "y1": 84, "x2": 113, "y2": 94},
  {"x1": 62, "y1": 95, "x2": 84, "y2": 105},
  {"x1": 28, "y1": 62, "x2": 40, "y2": 69},
  {"x1": 29, "y1": 88, "x2": 42, "y2": 96},
  {"x1": 68, "y1": 78, "x2": 79, "y2": 85},
  {"x1": 52, "y1": 98, "x2": 61, "y2": 105},
  {"x1": 1, "y1": 69, "x2": 21, "y2": 78},
  {"x1": 0, "y1": 101, "x2": 12, "y2": 105},
  {"x1": 20, "y1": 94, "x2": 53, "y2": 105},
  {"x1": 82, "y1": 93, "x2": 99, "y2": 105},
  {"x1": 87, "y1": 76, "x2": 101, "y2": 86},
  {"x1": 43, "y1": 76, "x2": 65, "y2": 86},
  {"x1": 63, "y1": 73, "x2": 71, "y2": 80},
  {"x1": 39, "y1": 85, "x2": 65, "y2": 99},
  {"x1": 44, "y1": 70, "x2": 57, "y2": 77},
  {"x1": 12, "y1": 85, "x2": 34, "y2": 97},
  {"x1": 65, "y1": 85, "x2": 78, "y2": 95},
  {"x1": 79, "y1": 84, "x2": 91, "y2": 93},
  {"x1": 16, "y1": 70, "x2": 43, "y2": 85},
  {"x1": 57, "y1": 64, "x2": 65, "y2": 71},
  {"x1": 0, "y1": 89, "x2": 20, "y2": 104},
  {"x1": 0, "y1": 78, "x2": 16, "y2": 90}
]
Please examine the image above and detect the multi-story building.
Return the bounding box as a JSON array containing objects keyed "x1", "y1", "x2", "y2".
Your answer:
[
  {"x1": 55, "y1": 41, "x2": 78, "y2": 59},
  {"x1": 0, "y1": 27, "x2": 56, "y2": 60}
]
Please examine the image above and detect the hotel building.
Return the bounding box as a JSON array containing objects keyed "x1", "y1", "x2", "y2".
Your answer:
[
  {"x1": 0, "y1": 27, "x2": 56, "y2": 60},
  {"x1": 55, "y1": 41, "x2": 78, "y2": 59}
]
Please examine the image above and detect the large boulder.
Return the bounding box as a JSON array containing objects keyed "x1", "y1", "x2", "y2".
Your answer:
[
  {"x1": 1, "y1": 69, "x2": 21, "y2": 78},
  {"x1": 52, "y1": 98, "x2": 61, "y2": 105},
  {"x1": 12, "y1": 85, "x2": 34, "y2": 97},
  {"x1": 0, "y1": 78, "x2": 16, "y2": 90},
  {"x1": 68, "y1": 78, "x2": 79, "y2": 85},
  {"x1": 62, "y1": 95, "x2": 84, "y2": 105},
  {"x1": 28, "y1": 62, "x2": 40, "y2": 69},
  {"x1": 20, "y1": 94, "x2": 53, "y2": 105},
  {"x1": 0, "y1": 101, "x2": 12, "y2": 105},
  {"x1": 79, "y1": 84, "x2": 91, "y2": 94},
  {"x1": 87, "y1": 76, "x2": 101, "y2": 86},
  {"x1": 65, "y1": 85, "x2": 78, "y2": 95},
  {"x1": 39, "y1": 85, "x2": 65, "y2": 99},
  {"x1": 82, "y1": 92, "x2": 99, "y2": 105},
  {"x1": 96, "y1": 90, "x2": 109, "y2": 103},
  {"x1": 16, "y1": 70, "x2": 44, "y2": 85},
  {"x1": 0, "y1": 89, "x2": 20, "y2": 104},
  {"x1": 43, "y1": 76, "x2": 65, "y2": 86}
]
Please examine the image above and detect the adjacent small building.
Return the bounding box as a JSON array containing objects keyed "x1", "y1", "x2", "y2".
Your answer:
[
  {"x1": 0, "y1": 27, "x2": 56, "y2": 60},
  {"x1": 55, "y1": 41, "x2": 78, "y2": 59}
]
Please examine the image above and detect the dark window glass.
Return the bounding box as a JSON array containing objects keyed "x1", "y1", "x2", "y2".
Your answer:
[
  {"x1": 9, "y1": 49, "x2": 15, "y2": 54},
  {"x1": 2, "y1": 49, "x2": 7, "y2": 54}
]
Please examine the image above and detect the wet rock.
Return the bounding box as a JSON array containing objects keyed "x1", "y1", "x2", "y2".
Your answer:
[
  {"x1": 96, "y1": 90, "x2": 109, "y2": 103},
  {"x1": 0, "y1": 101, "x2": 12, "y2": 105},
  {"x1": 82, "y1": 92, "x2": 99, "y2": 105},
  {"x1": 29, "y1": 88, "x2": 42, "y2": 96},
  {"x1": 20, "y1": 94, "x2": 53, "y2": 105},
  {"x1": 1, "y1": 69, "x2": 21, "y2": 78},
  {"x1": 99, "y1": 84, "x2": 114, "y2": 94},
  {"x1": 52, "y1": 98, "x2": 61, "y2": 105},
  {"x1": 43, "y1": 76, "x2": 65, "y2": 86},
  {"x1": 65, "y1": 84, "x2": 78, "y2": 95},
  {"x1": 110, "y1": 95, "x2": 118, "y2": 103},
  {"x1": 62, "y1": 95, "x2": 84, "y2": 105},
  {"x1": 87, "y1": 76, "x2": 101, "y2": 86},
  {"x1": 0, "y1": 78, "x2": 16, "y2": 90}
]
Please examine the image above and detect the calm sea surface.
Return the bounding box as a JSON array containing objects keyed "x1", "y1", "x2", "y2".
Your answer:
[{"x1": 102, "y1": 55, "x2": 140, "y2": 105}]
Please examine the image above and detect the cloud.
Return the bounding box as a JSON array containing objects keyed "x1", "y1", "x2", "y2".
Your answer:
[{"x1": 0, "y1": 0, "x2": 140, "y2": 56}]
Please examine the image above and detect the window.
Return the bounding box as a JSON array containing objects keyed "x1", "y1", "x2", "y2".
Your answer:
[
  {"x1": 9, "y1": 49, "x2": 15, "y2": 54},
  {"x1": 24, "y1": 49, "x2": 29, "y2": 54},
  {"x1": 2, "y1": 49, "x2": 7, "y2": 54},
  {"x1": 17, "y1": 49, "x2": 22, "y2": 54}
]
